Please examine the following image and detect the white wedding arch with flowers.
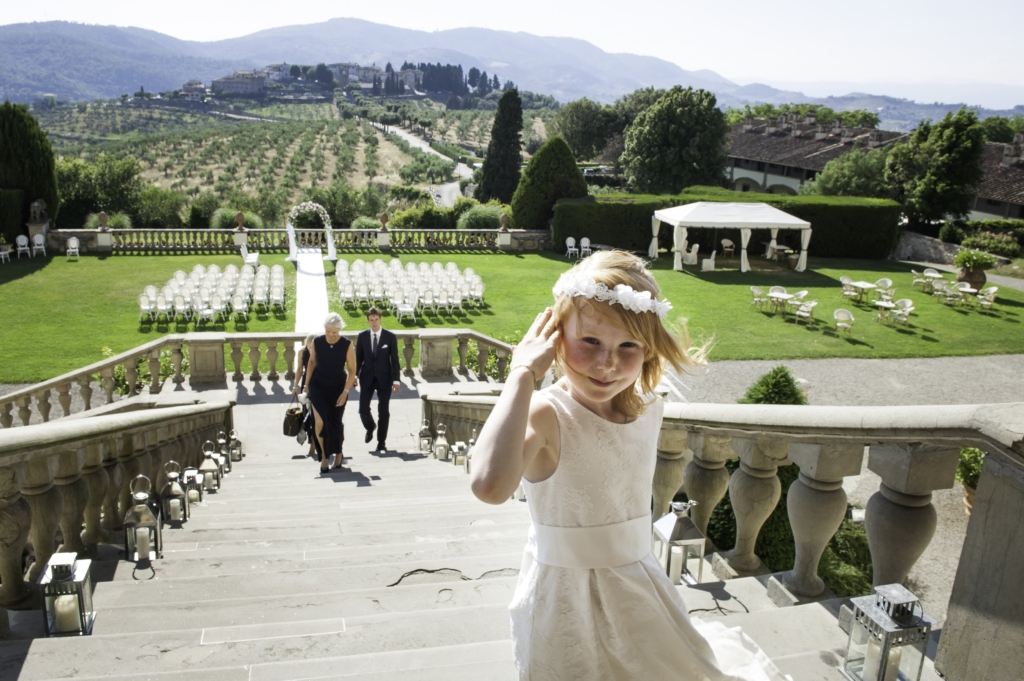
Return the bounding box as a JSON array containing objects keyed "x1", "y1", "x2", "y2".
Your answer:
[{"x1": 286, "y1": 201, "x2": 336, "y2": 262}]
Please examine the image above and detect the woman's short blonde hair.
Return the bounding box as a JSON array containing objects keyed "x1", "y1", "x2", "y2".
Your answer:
[
  {"x1": 550, "y1": 250, "x2": 705, "y2": 419},
  {"x1": 324, "y1": 312, "x2": 345, "y2": 330},
  {"x1": 303, "y1": 333, "x2": 317, "y2": 349}
]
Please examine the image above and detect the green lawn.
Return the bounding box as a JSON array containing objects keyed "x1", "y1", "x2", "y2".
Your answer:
[{"x1": 3, "y1": 250, "x2": 1023, "y2": 384}]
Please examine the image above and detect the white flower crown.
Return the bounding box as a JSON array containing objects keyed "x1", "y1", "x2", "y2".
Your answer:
[{"x1": 552, "y1": 272, "x2": 672, "y2": 319}]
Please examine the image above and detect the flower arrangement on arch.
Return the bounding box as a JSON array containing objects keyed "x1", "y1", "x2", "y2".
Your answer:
[{"x1": 288, "y1": 202, "x2": 333, "y2": 232}]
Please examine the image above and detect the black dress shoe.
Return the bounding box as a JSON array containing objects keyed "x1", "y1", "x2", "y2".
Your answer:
[
  {"x1": 364, "y1": 428, "x2": 374, "y2": 443},
  {"x1": 376, "y1": 442, "x2": 387, "y2": 452}
]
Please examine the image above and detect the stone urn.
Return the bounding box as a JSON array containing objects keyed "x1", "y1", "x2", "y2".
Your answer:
[
  {"x1": 956, "y1": 267, "x2": 987, "y2": 291},
  {"x1": 379, "y1": 212, "x2": 389, "y2": 232}
]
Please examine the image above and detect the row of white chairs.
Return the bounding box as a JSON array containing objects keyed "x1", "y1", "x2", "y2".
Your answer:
[
  {"x1": 12, "y1": 234, "x2": 47, "y2": 259},
  {"x1": 564, "y1": 237, "x2": 594, "y2": 259},
  {"x1": 338, "y1": 281, "x2": 484, "y2": 316},
  {"x1": 340, "y1": 258, "x2": 469, "y2": 277},
  {"x1": 139, "y1": 263, "x2": 285, "y2": 324}
]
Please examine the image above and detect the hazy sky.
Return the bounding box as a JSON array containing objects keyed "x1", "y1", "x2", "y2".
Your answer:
[{"x1": 4, "y1": 1, "x2": 1021, "y2": 89}]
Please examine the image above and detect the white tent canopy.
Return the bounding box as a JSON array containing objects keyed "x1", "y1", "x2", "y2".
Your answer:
[{"x1": 652, "y1": 202, "x2": 812, "y2": 273}]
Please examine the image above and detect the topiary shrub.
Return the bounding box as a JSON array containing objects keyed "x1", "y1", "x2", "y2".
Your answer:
[
  {"x1": 351, "y1": 215, "x2": 382, "y2": 230},
  {"x1": 85, "y1": 212, "x2": 132, "y2": 229},
  {"x1": 457, "y1": 204, "x2": 507, "y2": 230},
  {"x1": 210, "y1": 207, "x2": 263, "y2": 230},
  {"x1": 738, "y1": 365, "x2": 808, "y2": 405},
  {"x1": 0, "y1": 102, "x2": 60, "y2": 227},
  {"x1": 511, "y1": 136, "x2": 587, "y2": 230}
]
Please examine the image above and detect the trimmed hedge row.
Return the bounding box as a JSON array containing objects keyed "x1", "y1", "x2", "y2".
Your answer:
[{"x1": 552, "y1": 186, "x2": 901, "y2": 259}]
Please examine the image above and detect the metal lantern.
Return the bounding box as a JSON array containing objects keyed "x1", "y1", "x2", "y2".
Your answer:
[
  {"x1": 204, "y1": 439, "x2": 228, "y2": 477},
  {"x1": 452, "y1": 441, "x2": 467, "y2": 467},
  {"x1": 463, "y1": 429, "x2": 476, "y2": 475},
  {"x1": 418, "y1": 419, "x2": 433, "y2": 453},
  {"x1": 216, "y1": 431, "x2": 232, "y2": 473},
  {"x1": 217, "y1": 430, "x2": 229, "y2": 456},
  {"x1": 842, "y1": 584, "x2": 933, "y2": 681},
  {"x1": 228, "y1": 429, "x2": 243, "y2": 462},
  {"x1": 160, "y1": 460, "x2": 189, "y2": 525},
  {"x1": 39, "y1": 552, "x2": 95, "y2": 636},
  {"x1": 123, "y1": 475, "x2": 162, "y2": 562},
  {"x1": 652, "y1": 501, "x2": 705, "y2": 585},
  {"x1": 182, "y1": 466, "x2": 204, "y2": 504},
  {"x1": 199, "y1": 442, "x2": 221, "y2": 491},
  {"x1": 433, "y1": 423, "x2": 450, "y2": 461}
]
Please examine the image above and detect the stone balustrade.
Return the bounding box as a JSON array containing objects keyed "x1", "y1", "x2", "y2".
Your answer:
[
  {"x1": 2, "y1": 330, "x2": 513, "y2": 428},
  {"x1": 0, "y1": 401, "x2": 234, "y2": 609}
]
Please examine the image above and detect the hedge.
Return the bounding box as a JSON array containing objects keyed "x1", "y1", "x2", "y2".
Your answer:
[
  {"x1": 552, "y1": 186, "x2": 901, "y2": 259},
  {"x1": 0, "y1": 188, "x2": 24, "y2": 244}
]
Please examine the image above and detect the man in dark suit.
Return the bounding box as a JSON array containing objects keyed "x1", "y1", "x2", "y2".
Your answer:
[{"x1": 355, "y1": 307, "x2": 401, "y2": 452}]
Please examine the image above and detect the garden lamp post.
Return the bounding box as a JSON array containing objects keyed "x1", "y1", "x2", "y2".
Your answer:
[
  {"x1": 40, "y1": 552, "x2": 95, "y2": 636},
  {"x1": 160, "y1": 461, "x2": 189, "y2": 525},
  {"x1": 652, "y1": 501, "x2": 705, "y2": 585},
  {"x1": 841, "y1": 584, "x2": 933, "y2": 681},
  {"x1": 123, "y1": 475, "x2": 162, "y2": 562}
]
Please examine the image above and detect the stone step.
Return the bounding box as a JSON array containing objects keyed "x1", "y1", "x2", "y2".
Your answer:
[{"x1": 678, "y1": 576, "x2": 780, "y2": 619}]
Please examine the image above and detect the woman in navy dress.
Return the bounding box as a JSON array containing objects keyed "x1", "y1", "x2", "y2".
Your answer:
[{"x1": 304, "y1": 313, "x2": 356, "y2": 473}]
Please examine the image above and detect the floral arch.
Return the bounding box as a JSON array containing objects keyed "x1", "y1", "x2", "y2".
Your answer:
[{"x1": 286, "y1": 201, "x2": 336, "y2": 262}]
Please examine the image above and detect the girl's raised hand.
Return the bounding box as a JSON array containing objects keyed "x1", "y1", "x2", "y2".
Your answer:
[{"x1": 510, "y1": 308, "x2": 560, "y2": 381}]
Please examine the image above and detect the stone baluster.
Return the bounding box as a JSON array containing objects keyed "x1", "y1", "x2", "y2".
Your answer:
[
  {"x1": 402, "y1": 337, "x2": 415, "y2": 375},
  {"x1": 864, "y1": 443, "x2": 958, "y2": 586},
  {"x1": 283, "y1": 342, "x2": 296, "y2": 381},
  {"x1": 266, "y1": 342, "x2": 280, "y2": 381},
  {"x1": 171, "y1": 340, "x2": 185, "y2": 383},
  {"x1": 457, "y1": 337, "x2": 468, "y2": 374},
  {"x1": 0, "y1": 463, "x2": 33, "y2": 608},
  {"x1": 55, "y1": 447, "x2": 89, "y2": 556},
  {"x1": 778, "y1": 443, "x2": 864, "y2": 598},
  {"x1": 717, "y1": 437, "x2": 790, "y2": 577},
  {"x1": 494, "y1": 348, "x2": 509, "y2": 381},
  {"x1": 22, "y1": 454, "x2": 63, "y2": 581},
  {"x1": 15, "y1": 396, "x2": 31, "y2": 426},
  {"x1": 477, "y1": 342, "x2": 489, "y2": 380},
  {"x1": 36, "y1": 390, "x2": 52, "y2": 423},
  {"x1": 81, "y1": 441, "x2": 111, "y2": 552},
  {"x1": 56, "y1": 383, "x2": 73, "y2": 418},
  {"x1": 100, "y1": 366, "x2": 115, "y2": 404},
  {"x1": 125, "y1": 358, "x2": 140, "y2": 398},
  {"x1": 682, "y1": 433, "x2": 732, "y2": 543},
  {"x1": 117, "y1": 433, "x2": 146, "y2": 521},
  {"x1": 77, "y1": 375, "x2": 93, "y2": 411},
  {"x1": 148, "y1": 348, "x2": 162, "y2": 393},
  {"x1": 248, "y1": 342, "x2": 263, "y2": 381},
  {"x1": 0, "y1": 402, "x2": 12, "y2": 429},
  {"x1": 148, "y1": 427, "x2": 170, "y2": 496},
  {"x1": 230, "y1": 340, "x2": 245, "y2": 381},
  {"x1": 101, "y1": 435, "x2": 127, "y2": 534},
  {"x1": 653, "y1": 427, "x2": 690, "y2": 520}
]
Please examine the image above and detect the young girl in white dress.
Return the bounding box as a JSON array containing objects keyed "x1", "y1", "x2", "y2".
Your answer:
[{"x1": 470, "y1": 251, "x2": 790, "y2": 681}]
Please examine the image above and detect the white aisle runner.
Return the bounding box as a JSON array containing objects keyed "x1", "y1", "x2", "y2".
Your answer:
[{"x1": 294, "y1": 248, "x2": 330, "y2": 334}]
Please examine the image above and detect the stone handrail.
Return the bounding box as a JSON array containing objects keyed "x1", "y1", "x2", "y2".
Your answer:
[
  {"x1": 419, "y1": 393, "x2": 1024, "y2": 606},
  {"x1": 2, "y1": 330, "x2": 515, "y2": 428},
  {"x1": 0, "y1": 400, "x2": 234, "y2": 608}
]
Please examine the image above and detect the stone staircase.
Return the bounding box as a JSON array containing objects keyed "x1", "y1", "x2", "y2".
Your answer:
[{"x1": 0, "y1": 384, "x2": 941, "y2": 680}]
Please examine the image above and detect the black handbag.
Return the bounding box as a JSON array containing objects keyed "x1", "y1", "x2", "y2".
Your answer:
[{"x1": 283, "y1": 396, "x2": 303, "y2": 437}]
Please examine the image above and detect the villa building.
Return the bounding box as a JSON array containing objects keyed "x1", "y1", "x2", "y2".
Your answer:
[
  {"x1": 328, "y1": 63, "x2": 360, "y2": 83},
  {"x1": 969, "y1": 133, "x2": 1024, "y2": 220},
  {"x1": 398, "y1": 68, "x2": 423, "y2": 91},
  {"x1": 264, "y1": 63, "x2": 291, "y2": 82},
  {"x1": 180, "y1": 79, "x2": 207, "y2": 101},
  {"x1": 356, "y1": 65, "x2": 384, "y2": 83},
  {"x1": 211, "y1": 70, "x2": 267, "y2": 95}
]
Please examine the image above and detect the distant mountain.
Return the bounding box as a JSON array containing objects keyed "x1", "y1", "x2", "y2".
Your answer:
[{"x1": 0, "y1": 19, "x2": 733, "y2": 105}]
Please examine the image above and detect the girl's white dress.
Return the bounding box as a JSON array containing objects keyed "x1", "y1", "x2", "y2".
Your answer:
[{"x1": 509, "y1": 383, "x2": 790, "y2": 681}]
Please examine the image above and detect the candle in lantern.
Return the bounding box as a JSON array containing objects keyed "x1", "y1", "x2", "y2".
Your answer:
[
  {"x1": 54, "y1": 594, "x2": 81, "y2": 633},
  {"x1": 863, "y1": 637, "x2": 902, "y2": 681},
  {"x1": 188, "y1": 489, "x2": 200, "y2": 503},
  {"x1": 669, "y1": 546, "x2": 683, "y2": 583},
  {"x1": 169, "y1": 500, "x2": 183, "y2": 521},
  {"x1": 136, "y1": 527, "x2": 151, "y2": 561}
]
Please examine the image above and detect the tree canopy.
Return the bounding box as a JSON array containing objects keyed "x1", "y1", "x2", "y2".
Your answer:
[
  {"x1": 475, "y1": 88, "x2": 523, "y2": 204},
  {"x1": 620, "y1": 86, "x2": 729, "y2": 194},
  {"x1": 510, "y1": 136, "x2": 588, "y2": 230},
  {"x1": 978, "y1": 114, "x2": 1024, "y2": 143},
  {"x1": 0, "y1": 101, "x2": 60, "y2": 227},
  {"x1": 550, "y1": 98, "x2": 609, "y2": 162},
  {"x1": 800, "y1": 144, "x2": 890, "y2": 199},
  {"x1": 724, "y1": 103, "x2": 880, "y2": 129}
]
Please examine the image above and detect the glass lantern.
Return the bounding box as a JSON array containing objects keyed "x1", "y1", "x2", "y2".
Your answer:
[
  {"x1": 842, "y1": 584, "x2": 934, "y2": 681},
  {"x1": 182, "y1": 467, "x2": 204, "y2": 504},
  {"x1": 216, "y1": 430, "x2": 229, "y2": 456},
  {"x1": 123, "y1": 475, "x2": 162, "y2": 562},
  {"x1": 228, "y1": 429, "x2": 243, "y2": 462},
  {"x1": 433, "y1": 423, "x2": 450, "y2": 461},
  {"x1": 418, "y1": 419, "x2": 433, "y2": 454},
  {"x1": 160, "y1": 460, "x2": 189, "y2": 525},
  {"x1": 463, "y1": 429, "x2": 476, "y2": 474},
  {"x1": 216, "y1": 431, "x2": 232, "y2": 473},
  {"x1": 652, "y1": 501, "x2": 705, "y2": 585},
  {"x1": 39, "y1": 552, "x2": 95, "y2": 636},
  {"x1": 199, "y1": 442, "x2": 221, "y2": 492},
  {"x1": 452, "y1": 441, "x2": 467, "y2": 467}
]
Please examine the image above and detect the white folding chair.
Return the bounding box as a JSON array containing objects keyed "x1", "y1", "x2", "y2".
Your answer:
[
  {"x1": 138, "y1": 294, "x2": 156, "y2": 322},
  {"x1": 450, "y1": 290, "x2": 465, "y2": 314},
  {"x1": 66, "y1": 237, "x2": 80, "y2": 261},
  {"x1": 270, "y1": 287, "x2": 286, "y2": 312},
  {"x1": 834, "y1": 309, "x2": 855, "y2": 335},
  {"x1": 580, "y1": 237, "x2": 593, "y2": 257},
  {"x1": 239, "y1": 244, "x2": 259, "y2": 267},
  {"x1": 682, "y1": 243, "x2": 699, "y2": 266},
  {"x1": 565, "y1": 237, "x2": 579, "y2": 259},
  {"x1": 16, "y1": 235, "x2": 30, "y2": 258},
  {"x1": 31, "y1": 234, "x2": 46, "y2": 257}
]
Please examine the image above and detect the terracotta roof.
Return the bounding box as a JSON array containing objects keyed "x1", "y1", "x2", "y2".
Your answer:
[
  {"x1": 976, "y1": 142, "x2": 1024, "y2": 205},
  {"x1": 726, "y1": 122, "x2": 905, "y2": 172}
]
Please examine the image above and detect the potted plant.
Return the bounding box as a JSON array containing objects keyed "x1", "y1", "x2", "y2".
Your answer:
[
  {"x1": 955, "y1": 447, "x2": 985, "y2": 515},
  {"x1": 953, "y1": 248, "x2": 996, "y2": 290}
]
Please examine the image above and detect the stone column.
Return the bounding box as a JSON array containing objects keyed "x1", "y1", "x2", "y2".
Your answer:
[
  {"x1": 188, "y1": 333, "x2": 228, "y2": 385},
  {"x1": 56, "y1": 383, "x2": 73, "y2": 418},
  {"x1": 266, "y1": 342, "x2": 280, "y2": 381},
  {"x1": 683, "y1": 433, "x2": 732, "y2": 544},
  {"x1": 775, "y1": 442, "x2": 864, "y2": 600},
  {"x1": 55, "y1": 447, "x2": 89, "y2": 556},
  {"x1": 283, "y1": 342, "x2": 296, "y2": 381},
  {"x1": 248, "y1": 341, "x2": 263, "y2": 381},
  {"x1": 22, "y1": 454, "x2": 62, "y2": 582},
  {"x1": 419, "y1": 330, "x2": 456, "y2": 377},
  {"x1": 148, "y1": 348, "x2": 162, "y2": 393},
  {"x1": 77, "y1": 375, "x2": 93, "y2": 411},
  {"x1": 230, "y1": 339, "x2": 245, "y2": 381},
  {"x1": 101, "y1": 435, "x2": 126, "y2": 534},
  {"x1": 864, "y1": 443, "x2": 957, "y2": 586},
  {"x1": 402, "y1": 337, "x2": 415, "y2": 376},
  {"x1": 81, "y1": 441, "x2": 111, "y2": 552},
  {"x1": 457, "y1": 337, "x2": 469, "y2": 374},
  {"x1": 653, "y1": 428, "x2": 690, "y2": 520},
  {"x1": 171, "y1": 340, "x2": 185, "y2": 383},
  {"x1": 0, "y1": 463, "x2": 33, "y2": 609}
]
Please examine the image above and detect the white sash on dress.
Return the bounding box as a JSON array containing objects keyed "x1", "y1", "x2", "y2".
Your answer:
[{"x1": 528, "y1": 513, "x2": 652, "y2": 569}]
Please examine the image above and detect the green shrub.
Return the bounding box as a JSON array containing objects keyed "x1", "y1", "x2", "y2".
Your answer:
[
  {"x1": 351, "y1": 215, "x2": 381, "y2": 230},
  {"x1": 457, "y1": 204, "x2": 506, "y2": 230},
  {"x1": 188, "y1": 191, "x2": 221, "y2": 229},
  {"x1": 85, "y1": 212, "x2": 132, "y2": 229},
  {"x1": 451, "y1": 196, "x2": 479, "y2": 225},
  {"x1": 961, "y1": 231, "x2": 1020, "y2": 258},
  {"x1": 389, "y1": 204, "x2": 455, "y2": 231},
  {"x1": 388, "y1": 185, "x2": 431, "y2": 205},
  {"x1": 938, "y1": 222, "x2": 966, "y2": 244},
  {"x1": 738, "y1": 365, "x2": 808, "y2": 405},
  {"x1": 511, "y1": 136, "x2": 588, "y2": 230},
  {"x1": 210, "y1": 207, "x2": 263, "y2": 230},
  {"x1": 953, "y1": 248, "x2": 997, "y2": 270},
  {"x1": 817, "y1": 521, "x2": 873, "y2": 597},
  {"x1": 552, "y1": 187, "x2": 901, "y2": 258},
  {"x1": 951, "y1": 219, "x2": 1024, "y2": 248},
  {"x1": 0, "y1": 188, "x2": 24, "y2": 243},
  {"x1": 135, "y1": 185, "x2": 186, "y2": 229},
  {"x1": 955, "y1": 447, "x2": 985, "y2": 490}
]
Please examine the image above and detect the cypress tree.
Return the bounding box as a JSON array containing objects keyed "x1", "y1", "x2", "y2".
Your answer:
[
  {"x1": 510, "y1": 136, "x2": 587, "y2": 230},
  {"x1": 475, "y1": 88, "x2": 523, "y2": 204},
  {"x1": 0, "y1": 101, "x2": 60, "y2": 230}
]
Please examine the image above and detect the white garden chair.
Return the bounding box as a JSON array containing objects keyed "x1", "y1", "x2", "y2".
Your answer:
[
  {"x1": 396, "y1": 296, "x2": 417, "y2": 323},
  {"x1": 768, "y1": 286, "x2": 787, "y2": 314},
  {"x1": 339, "y1": 284, "x2": 355, "y2": 309},
  {"x1": 371, "y1": 283, "x2": 385, "y2": 307},
  {"x1": 154, "y1": 295, "x2": 172, "y2": 323},
  {"x1": 418, "y1": 262, "x2": 430, "y2": 273},
  {"x1": 910, "y1": 270, "x2": 928, "y2": 289},
  {"x1": 682, "y1": 243, "x2": 699, "y2": 266},
  {"x1": 750, "y1": 286, "x2": 767, "y2": 310},
  {"x1": 463, "y1": 267, "x2": 475, "y2": 279},
  {"x1": 421, "y1": 289, "x2": 435, "y2": 313},
  {"x1": 252, "y1": 287, "x2": 268, "y2": 313},
  {"x1": 450, "y1": 290, "x2": 465, "y2": 314},
  {"x1": 144, "y1": 285, "x2": 158, "y2": 300},
  {"x1": 580, "y1": 237, "x2": 593, "y2": 257},
  {"x1": 16, "y1": 235, "x2": 30, "y2": 258},
  {"x1": 270, "y1": 287, "x2": 286, "y2": 312},
  {"x1": 701, "y1": 251, "x2": 716, "y2": 272},
  {"x1": 470, "y1": 282, "x2": 485, "y2": 306},
  {"x1": 232, "y1": 295, "x2": 249, "y2": 322},
  {"x1": 66, "y1": 237, "x2": 80, "y2": 261},
  {"x1": 211, "y1": 295, "x2": 228, "y2": 323},
  {"x1": 138, "y1": 294, "x2": 156, "y2": 322},
  {"x1": 173, "y1": 270, "x2": 188, "y2": 284},
  {"x1": 893, "y1": 299, "x2": 915, "y2": 326},
  {"x1": 356, "y1": 283, "x2": 370, "y2": 307},
  {"x1": 977, "y1": 287, "x2": 998, "y2": 311},
  {"x1": 795, "y1": 300, "x2": 818, "y2": 325},
  {"x1": 721, "y1": 239, "x2": 735, "y2": 257},
  {"x1": 834, "y1": 309, "x2": 855, "y2": 335},
  {"x1": 173, "y1": 294, "x2": 192, "y2": 323},
  {"x1": 565, "y1": 237, "x2": 579, "y2": 259},
  {"x1": 437, "y1": 290, "x2": 450, "y2": 313},
  {"x1": 31, "y1": 234, "x2": 46, "y2": 257},
  {"x1": 239, "y1": 244, "x2": 259, "y2": 267},
  {"x1": 874, "y1": 278, "x2": 895, "y2": 301}
]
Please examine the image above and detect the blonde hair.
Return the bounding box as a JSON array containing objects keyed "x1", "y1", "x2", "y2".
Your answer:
[{"x1": 551, "y1": 250, "x2": 705, "y2": 419}]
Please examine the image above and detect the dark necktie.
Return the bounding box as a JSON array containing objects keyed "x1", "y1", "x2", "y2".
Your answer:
[{"x1": 372, "y1": 333, "x2": 378, "y2": 356}]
